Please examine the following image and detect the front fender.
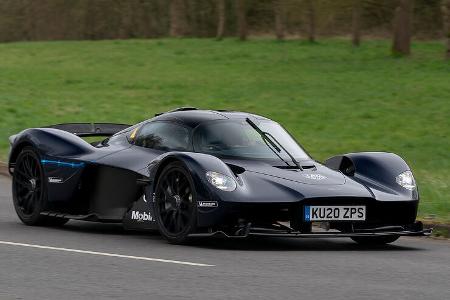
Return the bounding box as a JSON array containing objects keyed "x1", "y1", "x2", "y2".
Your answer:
[
  {"x1": 148, "y1": 151, "x2": 235, "y2": 197},
  {"x1": 147, "y1": 152, "x2": 237, "y2": 227},
  {"x1": 325, "y1": 152, "x2": 418, "y2": 201}
]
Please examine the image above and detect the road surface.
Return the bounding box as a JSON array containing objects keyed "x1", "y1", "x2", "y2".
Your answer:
[{"x1": 0, "y1": 175, "x2": 448, "y2": 300}]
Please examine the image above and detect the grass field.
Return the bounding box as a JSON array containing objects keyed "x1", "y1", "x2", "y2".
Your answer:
[{"x1": 0, "y1": 38, "x2": 448, "y2": 221}]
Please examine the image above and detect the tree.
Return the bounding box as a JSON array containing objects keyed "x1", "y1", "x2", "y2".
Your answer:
[
  {"x1": 274, "y1": 0, "x2": 286, "y2": 40},
  {"x1": 305, "y1": 0, "x2": 316, "y2": 42},
  {"x1": 216, "y1": 0, "x2": 226, "y2": 40},
  {"x1": 236, "y1": 0, "x2": 247, "y2": 40},
  {"x1": 392, "y1": 0, "x2": 414, "y2": 56},
  {"x1": 117, "y1": 0, "x2": 135, "y2": 39},
  {"x1": 442, "y1": 0, "x2": 450, "y2": 59},
  {"x1": 352, "y1": 0, "x2": 362, "y2": 47},
  {"x1": 170, "y1": 0, "x2": 188, "y2": 37}
]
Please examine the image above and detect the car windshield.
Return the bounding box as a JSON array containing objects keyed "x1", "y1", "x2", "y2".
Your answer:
[{"x1": 193, "y1": 119, "x2": 310, "y2": 161}]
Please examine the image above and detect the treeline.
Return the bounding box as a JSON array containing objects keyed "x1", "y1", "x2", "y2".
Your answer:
[{"x1": 0, "y1": 1, "x2": 448, "y2": 53}]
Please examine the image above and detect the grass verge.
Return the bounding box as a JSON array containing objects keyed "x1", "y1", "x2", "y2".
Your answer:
[{"x1": 0, "y1": 38, "x2": 448, "y2": 221}]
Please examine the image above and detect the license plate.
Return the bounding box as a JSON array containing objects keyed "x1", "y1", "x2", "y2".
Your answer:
[{"x1": 304, "y1": 206, "x2": 366, "y2": 221}]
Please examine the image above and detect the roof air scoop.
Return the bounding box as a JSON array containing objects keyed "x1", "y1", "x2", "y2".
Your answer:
[{"x1": 155, "y1": 107, "x2": 198, "y2": 116}]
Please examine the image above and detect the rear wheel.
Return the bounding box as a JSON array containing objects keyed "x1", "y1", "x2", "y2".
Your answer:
[
  {"x1": 12, "y1": 147, "x2": 68, "y2": 226},
  {"x1": 154, "y1": 162, "x2": 197, "y2": 244},
  {"x1": 351, "y1": 235, "x2": 399, "y2": 245}
]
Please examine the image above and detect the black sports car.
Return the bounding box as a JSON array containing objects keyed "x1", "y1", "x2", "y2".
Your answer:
[{"x1": 7, "y1": 107, "x2": 430, "y2": 244}]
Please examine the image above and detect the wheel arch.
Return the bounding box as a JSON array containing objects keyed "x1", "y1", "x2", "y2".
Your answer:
[
  {"x1": 149, "y1": 152, "x2": 235, "y2": 206},
  {"x1": 152, "y1": 156, "x2": 184, "y2": 186},
  {"x1": 8, "y1": 141, "x2": 36, "y2": 174}
]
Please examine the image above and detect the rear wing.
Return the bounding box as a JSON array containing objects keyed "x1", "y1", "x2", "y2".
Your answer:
[{"x1": 46, "y1": 123, "x2": 132, "y2": 137}]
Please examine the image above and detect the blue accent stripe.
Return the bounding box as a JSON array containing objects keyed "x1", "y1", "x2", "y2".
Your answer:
[
  {"x1": 41, "y1": 159, "x2": 85, "y2": 168},
  {"x1": 304, "y1": 205, "x2": 311, "y2": 221}
]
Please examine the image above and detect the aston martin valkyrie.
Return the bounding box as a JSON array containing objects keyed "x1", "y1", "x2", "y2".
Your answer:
[{"x1": 8, "y1": 107, "x2": 430, "y2": 244}]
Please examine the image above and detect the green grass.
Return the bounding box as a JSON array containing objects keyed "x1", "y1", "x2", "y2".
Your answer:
[{"x1": 0, "y1": 38, "x2": 448, "y2": 221}]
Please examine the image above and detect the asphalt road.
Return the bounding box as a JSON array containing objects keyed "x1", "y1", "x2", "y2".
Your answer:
[{"x1": 0, "y1": 176, "x2": 448, "y2": 300}]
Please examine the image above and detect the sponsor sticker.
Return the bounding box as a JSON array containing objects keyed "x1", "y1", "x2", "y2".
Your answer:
[
  {"x1": 131, "y1": 211, "x2": 154, "y2": 222},
  {"x1": 198, "y1": 201, "x2": 218, "y2": 208},
  {"x1": 48, "y1": 177, "x2": 63, "y2": 183}
]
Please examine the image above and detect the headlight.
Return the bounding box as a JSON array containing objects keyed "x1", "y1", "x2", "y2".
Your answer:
[
  {"x1": 395, "y1": 171, "x2": 416, "y2": 190},
  {"x1": 206, "y1": 171, "x2": 237, "y2": 192}
]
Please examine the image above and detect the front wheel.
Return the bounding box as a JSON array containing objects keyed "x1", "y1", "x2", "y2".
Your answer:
[
  {"x1": 154, "y1": 162, "x2": 197, "y2": 244},
  {"x1": 351, "y1": 235, "x2": 399, "y2": 245}
]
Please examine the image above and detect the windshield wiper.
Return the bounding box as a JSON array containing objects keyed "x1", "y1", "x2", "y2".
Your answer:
[
  {"x1": 245, "y1": 118, "x2": 289, "y2": 167},
  {"x1": 246, "y1": 118, "x2": 303, "y2": 171}
]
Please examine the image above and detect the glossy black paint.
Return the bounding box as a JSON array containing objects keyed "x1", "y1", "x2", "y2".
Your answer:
[{"x1": 8, "y1": 109, "x2": 423, "y2": 237}]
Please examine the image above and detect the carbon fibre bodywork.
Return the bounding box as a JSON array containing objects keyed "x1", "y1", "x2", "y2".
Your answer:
[{"x1": 7, "y1": 110, "x2": 430, "y2": 238}]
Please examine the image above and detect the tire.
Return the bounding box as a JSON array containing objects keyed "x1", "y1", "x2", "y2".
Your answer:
[
  {"x1": 153, "y1": 162, "x2": 197, "y2": 244},
  {"x1": 12, "y1": 147, "x2": 68, "y2": 226},
  {"x1": 351, "y1": 235, "x2": 400, "y2": 245}
]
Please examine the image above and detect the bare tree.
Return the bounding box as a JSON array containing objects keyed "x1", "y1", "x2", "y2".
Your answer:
[
  {"x1": 24, "y1": 0, "x2": 38, "y2": 40},
  {"x1": 216, "y1": 0, "x2": 226, "y2": 40},
  {"x1": 352, "y1": 0, "x2": 362, "y2": 47},
  {"x1": 117, "y1": 0, "x2": 135, "y2": 39},
  {"x1": 392, "y1": 0, "x2": 414, "y2": 56},
  {"x1": 236, "y1": 0, "x2": 247, "y2": 40},
  {"x1": 442, "y1": 0, "x2": 450, "y2": 59},
  {"x1": 274, "y1": 0, "x2": 286, "y2": 40},
  {"x1": 305, "y1": 0, "x2": 316, "y2": 42},
  {"x1": 170, "y1": 0, "x2": 188, "y2": 37}
]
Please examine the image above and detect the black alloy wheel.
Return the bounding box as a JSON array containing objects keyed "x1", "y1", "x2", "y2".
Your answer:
[{"x1": 154, "y1": 162, "x2": 197, "y2": 244}]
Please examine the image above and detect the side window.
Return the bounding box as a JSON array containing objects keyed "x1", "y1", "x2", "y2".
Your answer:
[{"x1": 134, "y1": 122, "x2": 191, "y2": 151}]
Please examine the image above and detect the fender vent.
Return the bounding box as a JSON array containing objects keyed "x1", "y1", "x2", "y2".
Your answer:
[{"x1": 226, "y1": 164, "x2": 245, "y2": 175}]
